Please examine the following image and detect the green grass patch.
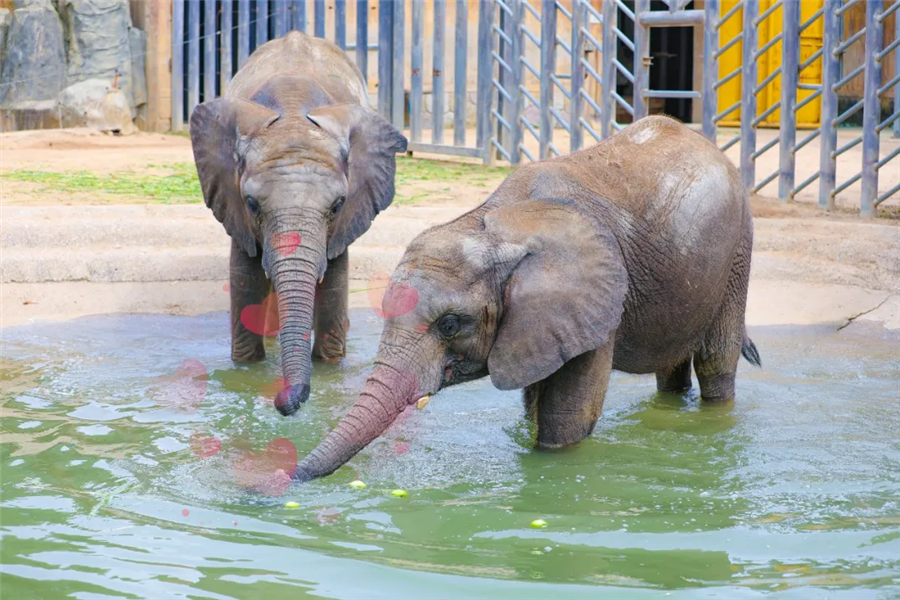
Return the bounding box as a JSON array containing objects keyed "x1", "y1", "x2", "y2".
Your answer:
[
  {"x1": 0, "y1": 163, "x2": 203, "y2": 204},
  {"x1": 395, "y1": 156, "x2": 512, "y2": 185}
]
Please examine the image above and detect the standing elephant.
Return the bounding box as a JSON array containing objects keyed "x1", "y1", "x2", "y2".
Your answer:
[
  {"x1": 189, "y1": 32, "x2": 407, "y2": 415},
  {"x1": 293, "y1": 116, "x2": 761, "y2": 481}
]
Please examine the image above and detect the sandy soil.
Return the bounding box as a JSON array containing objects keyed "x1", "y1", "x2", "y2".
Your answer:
[{"x1": 1, "y1": 127, "x2": 898, "y2": 332}]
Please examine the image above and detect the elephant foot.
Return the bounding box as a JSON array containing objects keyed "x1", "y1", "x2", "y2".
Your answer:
[
  {"x1": 696, "y1": 371, "x2": 736, "y2": 403},
  {"x1": 232, "y1": 346, "x2": 266, "y2": 363},
  {"x1": 655, "y1": 359, "x2": 693, "y2": 393},
  {"x1": 313, "y1": 330, "x2": 346, "y2": 363}
]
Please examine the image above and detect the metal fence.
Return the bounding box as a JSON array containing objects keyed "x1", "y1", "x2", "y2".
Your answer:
[{"x1": 171, "y1": 0, "x2": 899, "y2": 216}]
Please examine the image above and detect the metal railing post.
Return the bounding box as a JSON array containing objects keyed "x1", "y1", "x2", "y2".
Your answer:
[
  {"x1": 539, "y1": 0, "x2": 558, "y2": 158},
  {"x1": 356, "y1": 0, "x2": 368, "y2": 81},
  {"x1": 819, "y1": 0, "x2": 840, "y2": 210},
  {"x1": 172, "y1": 0, "x2": 184, "y2": 131},
  {"x1": 860, "y1": 0, "x2": 884, "y2": 218},
  {"x1": 188, "y1": 0, "x2": 200, "y2": 116},
  {"x1": 740, "y1": 0, "x2": 759, "y2": 192},
  {"x1": 477, "y1": 0, "x2": 496, "y2": 164},
  {"x1": 292, "y1": 0, "x2": 307, "y2": 33},
  {"x1": 600, "y1": 0, "x2": 616, "y2": 138},
  {"x1": 204, "y1": 0, "x2": 215, "y2": 101},
  {"x1": 454, "y1": 0, "x2": 469, "y2": 147},
  {"x1": 314, "y1": 0, "x2": 325, "y2": 37},
  {"x1": 410, "y1": 0, "x2": 424, "y2": 142},
  {"x1": 570, "y1": 0, "x2": 585, "y2": 152},
  {"x1": 256, "y1": 0, "x2": 269, "y2": 45},
  {"x1": 221, "y1": 0, "x2": 233, "y2": 91},
  {"x1": 633, "y1": 0, "x2": 651, "y2": 122},
  {"x1": 335, "y1": 0, "x2": 347, "y2": 49},
  {"x1": 779, "y1": 0, "x2": 799, "y2": 200},
  {"x1": 238, "y1": 0, "x2": 250, "y2": 65},
  {"x1": 377, "y1": 0, "x2": 394, "y2": 121},
  {"x1": 433, "y1": 0, "x2": 447, "y2": 145},
  {"x1": 509, "y1": 0, "x2": 525, "y2": 164},
  {"x1": 391, "y1": 0, "x2": 406, "y2": 130},
  {"x1": 701, "y1": 0, "x2": 719, "y2": 142}
]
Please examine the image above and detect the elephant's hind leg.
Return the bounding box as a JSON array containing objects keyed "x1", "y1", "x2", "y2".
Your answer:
[
  {"x1": 313, "y1": 249, "x2": 349, "y2": 362},
  {"x1": 525, "y1": 338, "x2": 615, "y2": 449},
  {"x1": 655, "y1": 358, "x2": 693, "y2": 393},
  {"x1": 230, "y1": 240, "x2": 269, "y2": 363}
]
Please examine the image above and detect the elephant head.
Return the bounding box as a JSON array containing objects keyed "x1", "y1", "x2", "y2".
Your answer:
[
  {"x1": 189, "y1": 81, "x2": 407, "y2": 415},
  {"x1": 293, "y1": 197, "x2": 629, "y2": 481}
]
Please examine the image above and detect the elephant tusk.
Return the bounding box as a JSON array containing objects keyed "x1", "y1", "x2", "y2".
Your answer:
[
  {"x1": 318, "y1": 274, "x2": 325, "y2": 284},
  {"x1": 415, "y1": 395, "x2": 431, "y2": 410}
]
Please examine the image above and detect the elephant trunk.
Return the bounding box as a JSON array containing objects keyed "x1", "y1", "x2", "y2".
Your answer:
[
  {"x1": 263, "y1": 212, "x2": 327, "y2": 416},
  {"x1": 293, "y1": 361, "x2": 427, "y2": 481}
]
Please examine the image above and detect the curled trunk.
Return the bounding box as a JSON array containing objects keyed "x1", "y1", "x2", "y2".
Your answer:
[{"x1": 264, "y1": 213, "x2": 327, "y2": 415}]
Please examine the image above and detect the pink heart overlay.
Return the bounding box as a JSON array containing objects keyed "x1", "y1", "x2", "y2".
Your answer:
[
  {"x1": 368, "y1": 272, "x2": 419, "y2": 319},
  {"x1": 240, "y1": 292, "x2": 280, "y2": 337},
  {"x1": 190, "y1": 433, "x2": 222, "y2": 458},
  {"x1": 232, "y1": 437, "x2": 298, "y2": 497},
  {"x1": 152, "y1": 359, "x2": 208, "y2": 412},
  {"x1": 271, "y1": 232, "x2": 302, "y2": 257}
]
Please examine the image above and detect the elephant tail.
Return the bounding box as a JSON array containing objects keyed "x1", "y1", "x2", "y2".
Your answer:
[{"x1": 741, "y1": 335, "x2": 762, "y2": 367}]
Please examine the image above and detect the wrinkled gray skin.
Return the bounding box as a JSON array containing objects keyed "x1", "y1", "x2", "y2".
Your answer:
[
  {"x1": 189, "y1": 32, "x2": 407, "y2": 415},
  {"x1": 295, "y1": 116, "x2": 761, "y2": 481}
]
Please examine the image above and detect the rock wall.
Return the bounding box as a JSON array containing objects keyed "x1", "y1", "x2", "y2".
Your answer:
[{"x1": 0, "y1": 0, "x2": 146, "y2": 132}]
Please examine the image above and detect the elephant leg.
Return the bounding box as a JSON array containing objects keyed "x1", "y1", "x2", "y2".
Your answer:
[
  {"x1": 230, "y1": 239, "x2": 269, "y2": 363},
  {"x1": 655, "y1": 358, "x2": 693, "y2": 393},
  {"x1": 525, "y1": 337, "x2": 615, "y2": 449},
  {"x1": 313, "y1": 248, "x2": 349, "y2": 362}
]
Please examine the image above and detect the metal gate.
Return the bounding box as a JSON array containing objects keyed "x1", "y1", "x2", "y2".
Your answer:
[{"x1": 171, "y1": 0, "x2": 899, "y2": 216}]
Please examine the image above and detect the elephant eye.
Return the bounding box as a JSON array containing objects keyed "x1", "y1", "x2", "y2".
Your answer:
[
  {"x1": 436, "y1": 314, "x2": 461, "y2": 339},
  {"x1": 331, "y1": 195, "x2": 346, "y2": 215},
  {"x1": 245, "y1": 195, "x2": 260, "y2": 216}
]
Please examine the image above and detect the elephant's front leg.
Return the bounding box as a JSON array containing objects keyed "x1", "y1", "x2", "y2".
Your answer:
[
  {"x1": 230, "y1": 239, "x2": 269, "y2": 363},
  {"x1": 525, "y1": 337, "x2": 615, "y2": 449},
  {"x1": 313, "y1": 249, "x2": 349, "y2": 362}
]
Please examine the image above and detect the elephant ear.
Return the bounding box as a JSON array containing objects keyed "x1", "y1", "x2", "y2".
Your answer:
[
  {"x1": 485, "y1": 199, "x2": 629, "y2": 391},
  {"x1": 189, "y1": 98, "x2": 280, "y2": 257},
  {"x1": 307, "y1": 104, "x2": 408, "y2": 259}
]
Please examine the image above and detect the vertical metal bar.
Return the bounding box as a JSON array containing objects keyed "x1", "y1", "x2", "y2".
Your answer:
[
  {"x1": 570, "y1": 0, "x2": 585, "y2": 152},
  {"x1": 633, "y1": 0, "x2": 651, "y2": 122},
  {"x1": 292, "y1": 0, "x2": 307, "y2": 32},
  {"x1": 273, "y1": 0, "x2": 286, "y2": 37},
  {"x1": 238, "y1": 0, "x2": 250, "y2": 65},
  {"x1": 172, "y1": 0, "x2": 185, "y2": 131},
  {"x1": 221, "y1": 0, "x2": 233, "y2": 91},
  {"x1": 378, "y1": 0, "x2": 394, "y2": 120},
  {"x1": 454, "y1": 0, "x2": 468, "y2": 146},
  {"x1": 477, "y1": 0, "x2": 496, "y2": 163},
  {"x1": 740, "y1": 0, "x2": 759, "y2": 192},
  {"x1": 497, "y1": 3, "x2": 509, "y2": 156},
  {"x1": 539, "y1": 0, "x2": 557, "y2": 158},
  {"x1": 335, "y1": 0, "x2": 347, "y2": 48},
  {"x1": 392, "y1": 0, "x2": 406, "y2": 129},
  {"x1": 779, "y1": 0, "x2": 800, "y2": 200},
  {"x1": 204, "y1": 0, "x2": 216, "y2": 101},
  {"x1": 860, "y1": 0, "x2": 884, "y2": 218},
  {"x1": 356, "y1": 0, "x2": 368, "y2": 81},
  {"x1": 315, "y1": 0, "x2": 326, "y2": 37},
  {"x1": 188, "y1": 0, "x2": 200, "y2": 115},
  {"x1": 601, "y1": 0, "x2": 616, "y2": 137},
  {"x1": 701, "y1": 0, "x2": 719, "y2": 141},
  {"x1": 432, "y1": 0, "x2": 447, "y2": 144},
  {"x1": 819, "y1": 0, "x2": 840, "y2": 210},
  {"x1": 895, "y1": 0, "x2": 900, "y2": 139},
  {"x1": 508, "y1": 0, "x2": 524, "y2": 163},
  {"x1": 411, "y1": 0, "x2": 424, "y2": 142},
  {"x1": 256, "y1": 0, "x2": 269, "y2": 46}
]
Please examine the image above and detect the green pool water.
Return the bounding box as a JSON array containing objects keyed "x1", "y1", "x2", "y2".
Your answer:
[{"x1": 1, "y1": 310, "x2": 898, "y2": 599}]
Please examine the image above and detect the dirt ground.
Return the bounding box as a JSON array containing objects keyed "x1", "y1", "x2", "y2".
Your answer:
[{"x1": 1, "y1": 127, "x2": 898, "y2": 331}]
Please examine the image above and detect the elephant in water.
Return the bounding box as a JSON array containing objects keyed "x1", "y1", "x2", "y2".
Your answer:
[
  {"x1": 189, "y1": 32, "x2": 407, "y2": 415},
  {"x1": 293, "y1": 116, "x2": 761, "y2": 481}
]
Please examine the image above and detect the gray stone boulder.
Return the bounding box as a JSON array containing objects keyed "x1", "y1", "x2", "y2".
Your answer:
[
  {"x1": 58, "y1": 77, "x2": 135, "y2": 134},
  {"x1": 0, "y1": 4, "x2": 67, "y2": 106},
  {"x1": 59, "y1": 0, "x2": 138, "y2": 108},
  {"x1": 0, "y1": 9, "x2": 11, "y2": 65}
]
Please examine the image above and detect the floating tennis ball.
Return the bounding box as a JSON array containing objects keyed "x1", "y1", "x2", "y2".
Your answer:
[
  {"x1": 390, "y1": 489, "x2": 408, "y2": 498},
  {"x1": 416, "y1": 395, "x2": 430, "y2": 410},
  {"x1": 284, "y1": 501, "x2": 300, "y2": 509},
  {"x1": 349, "y1": 480, "x2": 367, "y2": 489},
  {"x1": 530, "y1": 519, "x2": 548, "y2": 529}
]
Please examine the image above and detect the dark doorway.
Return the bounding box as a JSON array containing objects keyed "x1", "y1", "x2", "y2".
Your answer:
[{"x1": 616, "y1": 1, "x2": 695, "y2": 123}]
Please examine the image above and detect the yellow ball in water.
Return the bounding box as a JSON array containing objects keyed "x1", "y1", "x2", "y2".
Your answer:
[
  {"x1": 390, "y1": 489, "x2": 408, "y2": 498},
  {"x1": 530, "y1": 519, "x2": 548, "y2": 529},
  {"x1": 349, "y1": 480, "x2": 367, "y2": 489},
  {"x1": 284, "y1": 501, "x2": 300, "y2": 509}
]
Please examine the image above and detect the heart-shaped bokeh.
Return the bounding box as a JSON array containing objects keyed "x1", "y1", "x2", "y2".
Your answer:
[
  {"x1": 151, "y1": 359, "x2": 208, "y2": 412},
  {"x1": 231, "y1": 437, "x2": 298, "y2": 497},
  {"x1": 270, "y1": 231, "x2": 302, "y2": 257},
  {"x1": 190, "y1": 433, "x2": 222, "y2": 458},
  {"x1": 368, "y1": 272, "x2": 419, "y2": 319},
  {"x1": 240, "y1": 292, "x2": 280, "y2": 337}
]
